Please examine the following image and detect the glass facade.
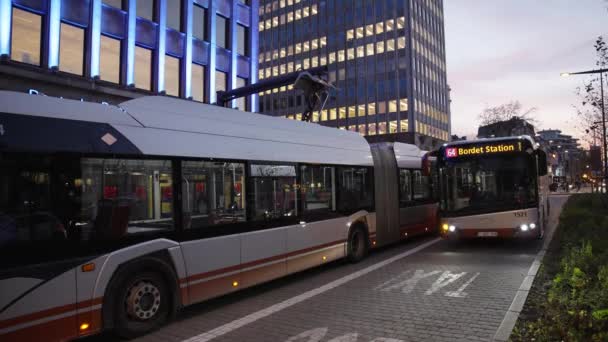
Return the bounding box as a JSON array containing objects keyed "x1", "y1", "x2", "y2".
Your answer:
[
  {"x1": 2, "y1": 0, "x2": 258, "y2": 110},
  {"x1": 258, "y1": 0, "x2": 450, "y2": 147}
]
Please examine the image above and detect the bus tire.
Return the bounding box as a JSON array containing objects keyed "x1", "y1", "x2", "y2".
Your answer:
[
  {"x1": 347, "y1": 224, "x2": 368, "y2": 263},
  {"x1": 106, "y1": 258, "x2": 177, "y2": 339}
]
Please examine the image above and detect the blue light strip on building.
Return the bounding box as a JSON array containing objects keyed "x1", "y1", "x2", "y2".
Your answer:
[
  {"x1": 47, "y1": 0, "x2": 61, "y2": 69},
  {"x1": 249, "y1": 0, "x2": 259, "y2": 112},
  {"x1": 182, "y1": 0, "x2": 193, "y2": 99},
  {"x1": 88, "y1": 0, "x2": 102, "y2": 78},
  {"x1": 155, "y1": 0, "x2": 167, "y2": 93},
  {"x1": 0, "y1": 0, "x2": 10, "y2": 57},
  {"x1": 229, "y1": 0, "x2": 237, "y2": 109},
  {"x1": 124, "y1": 0, "x2": 136, "y2": 86},
  {"x1": 208, "y1": 0, "x2": 217, "y2": 104}
]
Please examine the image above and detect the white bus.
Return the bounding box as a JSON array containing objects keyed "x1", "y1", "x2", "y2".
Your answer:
[
  {"x1": 435, "y1": 137, "x2": 549, "y2": 240},
  {"x1": 0, "y1": 91, "x2": 437, "y2": 341}
]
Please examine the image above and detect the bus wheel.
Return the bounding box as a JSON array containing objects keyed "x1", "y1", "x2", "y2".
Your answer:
[
  {"x1": 347, "y1": 225, "x2": 368, "y2": 263},
  {"x1": 112, "y1": 268, "x2": 172, "y2": 338}
]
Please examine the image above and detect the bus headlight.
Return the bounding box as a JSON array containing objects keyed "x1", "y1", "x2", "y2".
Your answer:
[
  {"x1": 449, "y1": 225, "x2": 456, "y2": 232},
  {"x1": 530, "y1": 223, "x2": 536, "y2": 230},
  {"x1": 442, "y1": 223, "x2": 449, "y2": 232},
  {"x1": 520, "y1": 224, "x2": 529, "y2": 231}
]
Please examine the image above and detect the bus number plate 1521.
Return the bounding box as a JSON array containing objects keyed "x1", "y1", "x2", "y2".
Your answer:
[{"x1": 514, "y1": 211, "x2": 527, "y2": 217}]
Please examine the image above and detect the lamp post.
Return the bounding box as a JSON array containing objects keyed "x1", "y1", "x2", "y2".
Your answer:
[{"x1": 562, "y1": 68, "x2": 608, "y2": 193}]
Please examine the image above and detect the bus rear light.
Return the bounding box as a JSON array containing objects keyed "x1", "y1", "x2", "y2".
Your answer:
[
  {"x1": 81, "y1": 263, "x2": 95, "y2": 272},
  {"x1": 232, "y1": 281, "x2": 239, "y2": 287},
  {"x1": 442, "y1": 224, "x2": 449, "y2": 232},
  {"x1": 322, "y1": 256, "x2": 327, "y2": 261},
  {"x1": 79, "y1": 323, "x2": 90, "y2": 331}
]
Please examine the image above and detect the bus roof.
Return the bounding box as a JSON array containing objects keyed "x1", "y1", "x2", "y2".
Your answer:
[{"x1": 0, "y1": 91, "x2": 373, "y2": 166}]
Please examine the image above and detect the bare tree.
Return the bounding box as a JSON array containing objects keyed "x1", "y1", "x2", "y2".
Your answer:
[
  {"x1": 573, "y1": 36, "x2": 608, "y2": 146},
  {"x1": 478, "y1": 101, "x2": 538, "y2": 126}
]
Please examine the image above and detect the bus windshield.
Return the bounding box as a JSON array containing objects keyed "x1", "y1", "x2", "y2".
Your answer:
[{"x1": 440, "y1": 154, "x2": 538, "y2": 216}]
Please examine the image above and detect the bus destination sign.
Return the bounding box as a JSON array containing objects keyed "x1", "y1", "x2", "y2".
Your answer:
[{"x1": 445, "y1": 141, "x2": 522, "y2": 158}]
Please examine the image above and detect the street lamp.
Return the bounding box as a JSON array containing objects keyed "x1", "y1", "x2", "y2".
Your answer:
[{"x1": 562, "y1": 67, "x2": 608, "y2": 193}]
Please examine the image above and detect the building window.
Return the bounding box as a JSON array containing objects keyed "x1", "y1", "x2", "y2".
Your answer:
[
  {"x1": 10, "y1": 8, "x2": 41, "y2": 66},
  {"x1": 236, "y1": 77, "x2": 247, "y2": 110},
  {"x1": 191, "y1": 63, "x2": 206, "y2": 102},
  {"x1": 134, "y1": 46, "x2": 152, "y2": 90},
  {"x1": 193, "y1": 4, "x2": 207, "y2": 40},
  {"x1": 216, "y1": 71, "x2": 227, "y2": 93},
  {"x1": 237, "y1": 24, "x2": 248, "y2": 56},
  {"x1": 137, "y1": 0, "x2": 155, "y2": 21},
  {"x1": 103, "y1": 0, "x2": 123, "y2": 9},
  {"x1": 165, "y1": 55, "x2": 180, "y2": 96},
  {"x1": 166, "y1": 0, "x2": 181, "y2": 31},
  {"x1": 216, "y1": 15, "x2": 228, "y2": 49},
  {"x1": 59, "y1": 23, "x2": 85, "y2": 75},
  {"x1": 99, "y1": 35, "x2": 121, "y2": 83}
]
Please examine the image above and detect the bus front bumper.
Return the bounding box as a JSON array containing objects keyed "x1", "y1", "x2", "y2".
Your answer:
[{"x1": 439, "y1": 225, "x2": 539, "y2": 239}]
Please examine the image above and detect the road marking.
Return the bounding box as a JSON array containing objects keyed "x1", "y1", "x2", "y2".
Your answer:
[
  {"x1": 445, "y1": 272, "x2": 480, "y2": 298},
  {"x1": 181, "y1": 238, "x2": 441, "y2": 342},
  {"x1": 284, "y1": 327, "x2": 404, "y2": 342},
  {"x1": 425, "y1": 271, "x2": 466, "y2": 295},
  {"x1": 375, "y1": 269, "x2": 479, "y2": 297}
]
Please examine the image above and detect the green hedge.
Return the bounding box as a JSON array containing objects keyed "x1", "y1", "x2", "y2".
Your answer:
[{"x1": 513, "y1": 194, "x2": 608, "y2": 341}]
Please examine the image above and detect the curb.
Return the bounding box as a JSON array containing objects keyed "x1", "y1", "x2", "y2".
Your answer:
[{"x1": 492, "y1": 200, "x2": 562, "y2": 342}]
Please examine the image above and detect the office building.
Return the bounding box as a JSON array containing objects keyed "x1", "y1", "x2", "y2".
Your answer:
[
  {"x1": 0, "y1": 0, "x2": 258, "y2": 110},
  {"x1": 257, "y1": 0, "x2": 450, "y2": 149}
]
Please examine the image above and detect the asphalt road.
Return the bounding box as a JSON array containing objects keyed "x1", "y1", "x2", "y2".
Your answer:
[{"x1": 87, "y1": 195, "x2": 569, "y2": 342}]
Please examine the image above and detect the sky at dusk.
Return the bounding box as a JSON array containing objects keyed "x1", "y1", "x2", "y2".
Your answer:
[{"x1": 444, "y1": 0, "x2": 608, "y2": 142}]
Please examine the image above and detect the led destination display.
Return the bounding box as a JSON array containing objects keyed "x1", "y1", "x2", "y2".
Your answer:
[{"x1": 445, "y1": 141, "x2": 523, "y2": 158}]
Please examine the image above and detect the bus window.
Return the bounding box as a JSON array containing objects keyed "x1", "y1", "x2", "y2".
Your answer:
[
  {"x1": 413, "y1": 170, "x2": 431, "y2": 201},
  {"x1": 80, "y1": 158, "x2": 174, "y2": 238},
  {"x1": 399, "y1": 169, "x2": 412, "y2": 206},
  {"x1": 337, "y1": 167, "x2": 374, "y2": 213},
  {"x1": 300, "y1": 165, "x2": 335, "y2": 212},
  {"x1": 249, "y1": 164, "x2": 297, "y2": 220},
  {"x1": 181, "y1": 161, "x2": 245, "y2": 228}
]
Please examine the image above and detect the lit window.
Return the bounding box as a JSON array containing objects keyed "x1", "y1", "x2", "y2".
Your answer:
[
  {"x1": 312, "y1": 39, "x2": 318, "y2": 50},
  {"x1": 303, "y1": 6, "x2": 309, "y2": 17},
  {"x1": 295, "y1": 43, "x2": 302, "y2": 53},
  {"x1": 386, "y1": 39, "x2": 395, "y2": 51},
  {"x1": 165, "y1": 55, "x2": 180, "y2": 96},
  {"x1": 265, "y1": 19, "x2": 271, "y2": 29},
  {"x1": 348, "y1": 106, "x2": 356, "y2": 118},
  {"x1": 191, "y1": 63, "x2": 206, "y2": 102},
  {"x1": 368, "y1": 103, "x2": 376, "y2": 115},
  {"x1": 356, "y1": 27, "x2": 364, "y2": 38},
  {"x1": 287, "y1": 12, "x2": 293, "y2": 22},
  {"x1": 280, "y1": 48, "x2": 286, "y2": 57},
  {"x1": 311, "y1": 57, "x2": 318, "y2": 67},
  {"x1": 303, "y1": 41, "x2": 309, "y2": 52},
  {"x1": 272, "y1": 66, "x2": 278, "y2": 76},
  {"x1": 11, "y1": 8, "x2": 41, "y2": 66},
  {"x1": 321, "y1": 110, "x2": 328, "y2": 121},
  {"x1": 386, "y1": 19, "x2": 394, "y2": 31},
  {"x1": 216, "y1": 71, "x2": 227, "y2": 93},
  {"x1": 397, "y1": 16, "x2": 405, "y2": 29},
  {"x1": 339, "y1": 107, "x2": 346, "y2": 119},
  {"x1": 167, "y1": 0, "x2": 181, "y2": 31},
  {"x1": 375, "y1": 22, "x2": 384, "y2": 34},
  {"x1": 366, "y1": 43, "x2": 374, "y2": 56},
  {"x1": 320, "y1": 56, "x2": 326, "y2": 65},
  {"x1": 398, "y1": 37, "x2": 406, "y2": 49},
  {"x1": 347, "y1": 29, "x2": 354, "y2": 41},
  {"x1": 280, "y1": 0, "x2": 285, "y2": 8},
  {"x1": 329, "y1": 52, "x2": 336, "y2": 64},
  {"x1": 368, "y1": 123, "x2": 377, "y2": 135},
  {"x1": 358, "y1": 104, "x2": 365, "y2": 117},
  {"x1": 303, "y1": 58, "x2": 309, "y2": 69},
  {"x1": 400, "y1": 120, "x2": 408, "y2": 132},
  {"x1": 320, "y1": 37, "x2": 327, "y2": 47},
  {"x1": 338, "y1": 50, "x2": 345, "y2": 62},
  {"x1": 356, "y1": 46, "x2": 364, "y2": 58},
  {"x1": 272, "y1": 16, "x2": 278, "y2": 27},
  {"x1": 377, "y1": 101, "x2": 386, "y2": 114},
  {"x1": 100, "y1": 35, "x2": 121, "y2": 83},
  {"x1": 134, "y1": 46, "x2": 152, "y2": 90},
  {"x1": 347, "y1": 48, "x2": 355, "y2": 60},
  {"x1": 295, "y1": 9, "x2": 301, "y2": 19},
  {"x1": 59, "y1": 23, "x2": 85, "y2": 75},
  {"x1": 330, "y1": 108, "x2": 337, "y2": 120},
  {"x1": 388, "y1": 100, "x2": 398, "y2": 113},
  {"x1": 259, "y1": 22, "x2": 264, "y2": 31},
  {"x1": 365, "y1": 24, "x2": 373, "y2": 36},
  {"x1": 287, "y1": 62, "x2": 294, "y2": 72},
  {"x1": 400, "y1": 98, "x2": 408, "y2": 112},
  {"x1": 376, "y1": 41, "x2": 384, "y2": 54},
  {"x1": 378, "y1": 122, "x2": 386, "y2": 135},
  {"x1": 389, "y1": 121, "x2": 397, "y2": 133},
  {"x1": 311, "y1": 4, "x2": 318, "y2": 14}
]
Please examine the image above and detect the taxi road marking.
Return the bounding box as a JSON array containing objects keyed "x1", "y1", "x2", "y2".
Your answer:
[{"x1": 181, "y1": 238, "x2": 441, "y2": 342}]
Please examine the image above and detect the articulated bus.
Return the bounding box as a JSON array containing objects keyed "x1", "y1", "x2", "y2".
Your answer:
[
  {"x1": 435, "y1": 136, "x2": 549, "y2": 240},
  {"x1": 0, "y1": 91, "x2": 438, "y2": 341}
]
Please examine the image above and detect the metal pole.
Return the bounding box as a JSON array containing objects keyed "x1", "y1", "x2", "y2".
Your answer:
[{"x1": 601, "y1": 71, "x2": 607, "y2": 194}]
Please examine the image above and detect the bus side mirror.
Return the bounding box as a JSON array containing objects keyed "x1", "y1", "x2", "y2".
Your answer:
[{"x1": 537, "y1": 150, "x2": 548, "y2": 176}]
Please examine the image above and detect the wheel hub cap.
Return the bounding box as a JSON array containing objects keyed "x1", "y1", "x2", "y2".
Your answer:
[{"x1": 125, "y1": 281, "x2": 161, "y2": 321}]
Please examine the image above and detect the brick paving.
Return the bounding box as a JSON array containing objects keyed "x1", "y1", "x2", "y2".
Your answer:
[{"x1": 86, "y1": 196, "x2": 566, "y2": 342}]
